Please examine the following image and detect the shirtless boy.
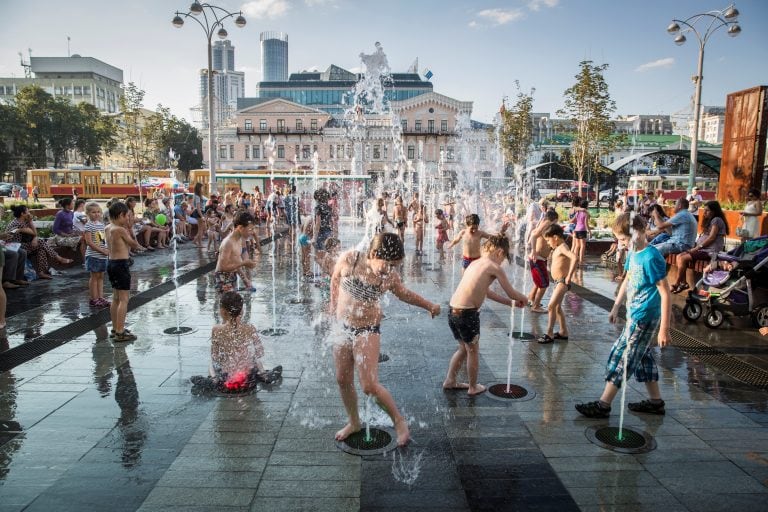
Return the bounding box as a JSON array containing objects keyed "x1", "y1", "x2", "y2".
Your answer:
[
  {"x1": 527, "y1": 209, "x2": 559, "y2": 312},
  {"x1": 393, "y1": 196, "x2": 407, "y2": 242},
  {"x1": 215, "y1": 211, "x2": 258, "y2": 294},
  {"x1": 106, "y1": 202, "x2": 143, "y2": 342},
  {"x1": 443, "y1": 234, "x2": 528, "y2": 395},
  {"x1": 537, "y1": 223, "x2": 578, "y2": 344},
  {"x1": 447, "y1": 214, "x2": 492, "y2": 273}
]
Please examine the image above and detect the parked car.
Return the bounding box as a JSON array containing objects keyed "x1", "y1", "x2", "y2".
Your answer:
[
  {"x1": 558, "y1": 186, "x2": 595, "y2": 202},
  {"x1": 0, "y1": 183, "x2": 13, "y2": 197}
]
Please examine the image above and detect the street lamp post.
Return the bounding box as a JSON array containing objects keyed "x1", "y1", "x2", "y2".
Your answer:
[
  {"x1": 172, "y1": 2, "x2": 245, "y2": 195},
  {"x1": 667, "y1": 4, "x2": 741, "y2": 194}
]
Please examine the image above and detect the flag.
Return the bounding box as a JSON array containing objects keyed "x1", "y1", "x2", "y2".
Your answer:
[{"x1": 423, "y1": 68, "x2": 433, "y2": 80}]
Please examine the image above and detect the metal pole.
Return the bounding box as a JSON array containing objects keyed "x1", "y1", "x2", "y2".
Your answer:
[
  {"x1": 207, "y1": 36, "x2": 217, "y2": 195},
  {"x1": 688, "y1": 43, "x2": 705, "y2": 194}
]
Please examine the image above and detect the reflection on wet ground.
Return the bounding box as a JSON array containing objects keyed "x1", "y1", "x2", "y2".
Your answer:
[{"x1": 0, "y1": 220, "x2": 766, "y2": 511}]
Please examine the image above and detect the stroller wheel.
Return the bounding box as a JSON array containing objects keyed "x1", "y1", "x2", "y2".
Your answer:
[
  {"x1": 683, "y1": 302, "x2": 703, "y2": 322},
  {"x1": 751, "y1": 304, "x2": 768, "y2": 328},
  {"x1": 705, "y1": 309, "x2": 724, "y2": 329}
]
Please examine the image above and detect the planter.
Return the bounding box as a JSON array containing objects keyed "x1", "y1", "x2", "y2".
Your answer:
[{"x1": 722, "y1": 209, "x2": 768, "y2": 240}]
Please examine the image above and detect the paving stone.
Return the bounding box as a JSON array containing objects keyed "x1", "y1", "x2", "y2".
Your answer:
[{"x1": 142, "y1": 487, "x2": 255, "y2": 507}]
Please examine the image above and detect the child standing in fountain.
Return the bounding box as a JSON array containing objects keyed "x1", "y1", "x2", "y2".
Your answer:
[
  {"x1": 443, "y1": 234, "x2": 529, "y2": 396},
  {"x1": 575, "y1": 213, "x2": 670, "y2": 418},
  {"x1": 331, "y1": 233, "x2": 441, "y2": 446},
  {"x1": 215, "y1": 211, "x2": 258, "y2": 294},
  {"x1": 447, "y1": 214, "x2": 493, "y2": 273},
  {"x1": 536, "y1": 223, "x2": 577, "y2": 344},
  {"x1": 83, "y1": 202, "x2": 110, "y2": 308},
  {"x1": 413, "y1": 203, "x2": 427, "y2": 255},
  {"x1": 435, "y1": 209, "x2": 449, "y2": 254},
  {"x1": 106, "y1": 202, "x2": 143, "y2": 342},
  {"x1": 191, "y1": 291, "x2": 282, "y2": 392}
]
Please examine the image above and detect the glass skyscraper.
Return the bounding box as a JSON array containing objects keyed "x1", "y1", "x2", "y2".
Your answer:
[{"x1": 260, "y1": 32, "x2": 288, "y2": 82}]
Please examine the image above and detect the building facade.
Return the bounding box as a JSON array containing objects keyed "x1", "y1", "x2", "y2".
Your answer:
[
  {"x1": 0, "y1": 55, "x2": 123, "y2": 113},
  {"x1": 260, "y1": 32, "x2": 288, "y2": 82},
  {"x1": 199, "y1": 40, "x2": 245, "y2": 129}
]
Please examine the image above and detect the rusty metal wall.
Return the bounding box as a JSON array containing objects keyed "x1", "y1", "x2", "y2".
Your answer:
[{"x1": 718, "y1": 86, "x2": 768, "y2": 204}]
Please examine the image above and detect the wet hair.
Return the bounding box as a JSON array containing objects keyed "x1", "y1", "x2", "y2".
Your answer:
[
  {"x1": 324, "y1": 237, "x2": 341, "y2": 251},
  {"x1": 233, "y1": 211, "x2": 255, "y2": 227},
  {"x1": 10, "y1": 204, "x2": 27, "y2": 218},
  {"x1": 58, "y1": 197, "x2": 72, "y2": 209},
  {"x1": 612, "y1": 212, "x2": 647, "y2": 237},
  {"x1": 74, "y1": 199, "x2": 86, "y2": 209},
  {"x1": 465, "y1": 214, "x2": 480, "y2": 227},
  {"x1": 220, "y1": 291, "x2": 243, "y2": 318},
  {"x1": 580, "y1": 199, "x2": 589, "y2": 209},
  {"x1": 368, "y1": 232, "x2": 405, "y2": 261},
  {"x1": 544, "y1": 209, "x2": 559, "y2": 222},
  {"x1": 703, "y1": 200, "x2": 729, "y2": 235},
  {"x1": 314, "y1": 188, "x2": 330, "y2": 203},
  {"x1": 482, "y1": 234, "x2": 511, "y2": 262},
  {"x1": 543, "y1": 223, "x2": 564, "y2": 239},
  {"x1": 109, "y1": 201, "x2": 129, "y2": 221}
]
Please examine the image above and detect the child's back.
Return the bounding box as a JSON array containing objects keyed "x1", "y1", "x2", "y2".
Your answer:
[{"x1": 211, "y1": 321, "x2": 264, "y2": 377}]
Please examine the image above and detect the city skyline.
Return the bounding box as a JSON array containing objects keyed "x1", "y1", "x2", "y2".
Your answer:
[{"x1": 1, "y1": 0, "x2": 766, "y2": 125}]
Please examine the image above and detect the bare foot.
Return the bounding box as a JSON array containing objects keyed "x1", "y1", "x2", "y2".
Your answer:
[
  {"x1": 530, "y1": 306, "x2": 548, "y2": 314},
  {"x1": 394, "y1": 419, "x2": 410, "y2": 447},
  {"x1": 38, "y1": 273, "x2": 52, "y2": 280},
  {"x1": 334, "y1": 422, "x2": 361, "y2": 442},
  {"x1": 468, "y1": 384, "x2": 487, "y2": 396},
  {"x1": 442, "y1": 380, "x2": 470, "y2": 390}
]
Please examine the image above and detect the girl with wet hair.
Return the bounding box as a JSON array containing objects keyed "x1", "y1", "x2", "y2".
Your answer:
[
  {"x1": 190, "y1": 291, "x2": 282, "y2": 393},
  {"x1": 330, "y1": 232, "x2": 441, "y2": 447}
]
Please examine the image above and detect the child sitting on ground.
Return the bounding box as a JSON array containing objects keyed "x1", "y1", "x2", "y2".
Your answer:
[
  {"x1": 575, "y1": 213, "x2": 671, "y2": 418},
  {"x1": 537, "y1": 223, "x2": 577, "y2": 344},
  {"x1": 443, "y1": 234, "x2": 528, "y2": 396},
  {"x1": 447, "y1": 214, "x2": 493, "y2": 273},
  {"x1": 191, "y1": 291, "x2": 282, "y2": 393}
]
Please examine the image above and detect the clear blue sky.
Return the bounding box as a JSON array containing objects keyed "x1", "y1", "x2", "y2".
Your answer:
[{"x1": 1, "y1": 0, "x2": 766, "y2": 125}]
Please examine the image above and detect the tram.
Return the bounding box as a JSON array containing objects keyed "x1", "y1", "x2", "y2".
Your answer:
[
  {"x1": 26, "y1": 169, "x2": 183, "y2": 200},
  {"x1": 626, "y1": 174, "x2": 717, "y2": 204}
]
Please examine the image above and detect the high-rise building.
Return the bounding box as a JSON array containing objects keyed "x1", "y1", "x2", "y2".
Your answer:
[
  {"x1": 212, "y1": 40, "x2": 235, "y2": 72},
  {"x1": 260, "y1": 32, "x2": 288, "y2": 82}
]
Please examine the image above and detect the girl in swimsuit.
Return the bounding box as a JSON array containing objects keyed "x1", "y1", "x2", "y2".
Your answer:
[{"x1": 330, "y1": 233, "x2": 441, "y2": 446}]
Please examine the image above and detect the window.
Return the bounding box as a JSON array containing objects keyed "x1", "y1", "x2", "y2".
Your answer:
[
  {"x1": 373, "y1": 145, "x2": 381, "y2": 159},
  {"x1": 479, "y1": 148, "x2": 487, "y2": 161},
  {"x1": 83, "y1": 86, "x2": 90, "y2": 95},
  {"x1": 229, "y1": 145, "x2": 235, "y2": 159},
  {"x1": 428, "y1": 120, "x2": 435, "y2": 133},
  {"x1": 55, "y1": 86, "x2": 62, "y2": 95},
  {"x1": 253, "y1": 145, "x2": 260, "y2": 159},
  {"x1": 311, "y1": 119, "x2": 318, "y2": 130},
  {"x1": 337, "y1": 145, "x2": 343, "y2": 159},
  {"x1": 302, "y1": 145, "x2": 311, "y2": 159},
  {"x1": 219, "y1": 145, "x2": 227, "y2": 159},
  {"x1": 401, "y1": 119, "x2": 407, "y2": 131},
  {"x1": 259, "y1": 119, "x2": 267, "y2": 130},
  {"x1": 441, "y1": 120, "x2": 448, "y2": 132},
  {"x1": 415, "y1": 120, "x2": 422, "y2": 132},
  {"x1": 346, "y1": 145, "x2": 352, "y2": 158},
  {"x1": 245, "y1": 145, "x2": 250, "y2": 159},
  {"x1": 277, "y1": 119, "x2": 285, "y2": 131},
  {"x1": 330, "y1": 145, "x2": 335, "y2": 159},
  {"x1": 296, "y1": 119, "x2": 303, "y2": 131},
  {"x1": 447, "y1": 146, "x2": 455, "y2": 160},
  {"x1": 277, "y1": 145, "x2": 285, "y2": 158},
  {"x1": 407, "y1": 145, "x2": 415, "y2": 159},
  {"x1": 295, "y1": 145, "x2": 300, "y2": 159},
  {"x1": 74, "y1": 86, "x2": 82, "y2": 95},
  {"x1": 383, "y1": 145, "x2": 388, "y2": 159},
  {"x1": 244, "y1": 119, "x2": 252, "y2": 131}
]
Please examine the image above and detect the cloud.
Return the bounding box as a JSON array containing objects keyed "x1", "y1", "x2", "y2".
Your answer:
[
  {"x1": 241, "y1": 0, "x2": 290, "y2": 20},
  {"x1": 635, "y1": 57, "x2": 675, "y2": 72},
  {"x1": 468, "y1": 20, "x2": 479, "y2": 28},
  {"x1": 476, "y1": 8, "x2": 525, "y2": 25},
  {"x1": 305, "y1": 0, "x2": 339, "y2": 6},
  {"x1": 528, "y1": 0, "x2": 559, "y2": 11}
]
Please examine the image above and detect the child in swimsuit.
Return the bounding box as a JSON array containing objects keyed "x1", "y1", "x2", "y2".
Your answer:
[
  {"x1": 413, "y1": 203, "x2": 427, "y2": 255},
  {"x1": 447, "y1": 214, "x2": 493, "y2": 273},
  {"x1": 330, "y1": 233, "x2": 441, "y2": 447},
  {"x1": 537, "y1": 224, "x2": 577, "y2": 344},
  {"x1": 435, "y1": 209, "x2": 449, "y2": 253}
]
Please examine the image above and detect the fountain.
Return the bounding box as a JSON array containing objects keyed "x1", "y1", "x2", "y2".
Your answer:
[{"x1": 261, "y1": 136, "x2": 288, "y2": 337}]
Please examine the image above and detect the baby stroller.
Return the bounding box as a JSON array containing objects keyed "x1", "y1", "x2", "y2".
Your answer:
[{"x1": 683, "y1": 236, "x2": 768, "y2": 329}]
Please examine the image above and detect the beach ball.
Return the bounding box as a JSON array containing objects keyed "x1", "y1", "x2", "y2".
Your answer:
[{"x1": 155, "y1": 213, "x2": 167, "y2": 226}]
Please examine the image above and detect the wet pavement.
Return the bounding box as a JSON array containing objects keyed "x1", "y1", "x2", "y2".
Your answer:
[{"x1": 0, "y1": 220, "x2": 767, "y2": 511}]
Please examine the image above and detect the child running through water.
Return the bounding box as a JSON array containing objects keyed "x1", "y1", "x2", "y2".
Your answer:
[
  {"x1": 576, "y1": 213, "x2": 671, "y2": 418},
  {"x1": 331, "y1": 233, "x2": 441, "y2": 446},
  {"x1": 447, "y1": 214, "x2": 492, "y2": 273},
  {"x1": 106, "y1": 202, "x2": 143, "y2": 342},
  {"x1": 83, "y1": 202, "x2": 110, "y2": 308},
  {"x1": 443, "y1": 234, "x2": 528, "y2": 396},
  {"x1": 191, "y1": 291, "x2": 282, "y2": 392},
  {"x1": 536, "y1": 223, "x2": 577, "y2": 344}
]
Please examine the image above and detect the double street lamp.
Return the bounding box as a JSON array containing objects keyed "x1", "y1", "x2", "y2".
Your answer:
[
  {"x1": 173, "y1": 2, "x2": 246, "y2": 195},
  {"x1": 666, "y1": 4, "x2": 741, "y2": 194}
]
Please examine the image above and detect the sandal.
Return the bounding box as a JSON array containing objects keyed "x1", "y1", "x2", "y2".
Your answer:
[
  {"x1": 671, "y1": 283, "x2": 689, "y2": 294},
  {"x1": 537, "y1": 334, "x2": 554, "y2": 344},
  {"x1": 575, "y1": 401, "x2": 611, "y2": 418},
  {"x1": 553, "y1": 332, "x2": 569, "y2": 340}
]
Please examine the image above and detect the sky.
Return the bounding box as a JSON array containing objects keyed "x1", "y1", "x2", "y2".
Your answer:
[{"x1": 1, "y1": 0, "x2": 767, "y2": 126}]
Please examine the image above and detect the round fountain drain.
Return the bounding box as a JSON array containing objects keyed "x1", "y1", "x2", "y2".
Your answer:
[
  {"x1": 285, "y1": 297, "x2": 312, "y2": 305},
  {"x1": 378, "y1": 353, "x2": 390, "y2": 363},
  {"x1": 585, "y1": 425, "x2": 656, "y2": 454},
  {"x1": 335, "y1": 427, "x2": 398, "y2": 456},
  {"x1": 261, "y1": 328, "x2": 288, "y2": 336},
  {"x1": 485, "y1": 383, "x2": 536, "y2": 402},
  {"x1": 163, "y1": 326, "x2": 196, "y2": 335},
  {"x1": 509, "y1": 332, "x2": 536, "y2": 341}
]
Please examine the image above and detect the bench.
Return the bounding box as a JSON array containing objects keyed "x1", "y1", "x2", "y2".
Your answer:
[{"x1": 664, "y1": 253, "x2": 709, "y2": 273}]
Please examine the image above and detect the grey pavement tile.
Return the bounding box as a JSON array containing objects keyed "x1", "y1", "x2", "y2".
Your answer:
[
  {"x1": 568, "y1": 484, "x2": 680, "y2": 507},
  {"x1": 188, "y1": 430, "x2": 278, "y2": 445},
  {"x1": 142, "y1": 487, "x2": 256, "y2": 507},
  {"x1": 139, "y1": 507, "x2": 248, "y2": 512},
  {"x1": 267, "y1": 451, "x2": 360, "y2": 466},
  {"x1": 579, "y1": 504, "x2": 688, "y2": 512},
  {"x1": 675, "y1": 492, "x2": 768, "y2": 511},
  {"x1": 361, "y1": 489, "x2": 468, "y2": 510},
  {"x1": 249, "y1": 497, "x2": 359, "y2": 512},
  {"x1": 556, "y1": 470, "x2": 660, "y2": 488},
  {"x1": 256, "y1": 479, "x2": 359, "y2": 498},
  {"x1": 273, "y1": 438, "x2": 339, "y2": 452},
  {"x1": 177, "y1": 443, "x2": 273, "y2": 459},
  {"x1": 167, "y1": 456, "x2": 268, "y2": 473},
  {"x1": 661, "y1": 474, "x2": 768, "y2": 495},
  {"x1": 547, "y1": 455, "x2": 645, "y2": 472},
  {"x1": 261, "y1": 464, "x2": 360, "y2": 481},
  {"x1": 156, "y1": 470, "x2": 263, "y2": 488},
  {"x1": 718, "y1": 450, "x2": 768, "y2": 482}
]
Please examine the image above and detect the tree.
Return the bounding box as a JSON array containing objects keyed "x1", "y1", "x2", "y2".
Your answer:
[
  {"x1": 118, "y1": 83, "x2": 164, "y2": 201},
  {"x1": 75, "y1": 103, "x2": 117, "y2": 166},
  {"x1": 162, "y1": 115, "x2": 203, "y2": 180},
  {"x1": 499, "y1": 81, "x2": 535, "y2": 173},
  {"x1": 0, "y1": 103, "x2": 21, "y2": 175},
  {"x1": 14, "y1": 85, "x2": 54, "y2": 168},
  {"x1": 557, "y1": 61, "x2": 617, "y2": 196}
]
